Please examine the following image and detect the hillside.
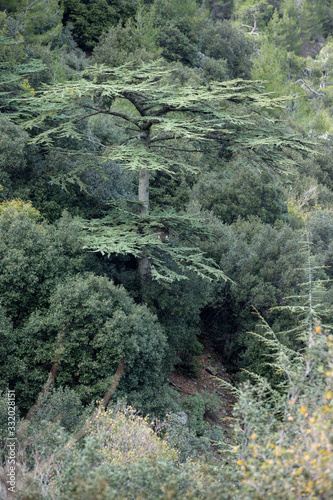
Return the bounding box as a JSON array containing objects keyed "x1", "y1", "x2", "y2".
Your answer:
[{"x1": 0, "y1": 1, "x2": 333, "y2": 498}]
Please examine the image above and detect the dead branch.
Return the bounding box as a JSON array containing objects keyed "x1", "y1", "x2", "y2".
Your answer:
[{"x1": 296, "y1": 79, "x2": 325, "y2": 97}]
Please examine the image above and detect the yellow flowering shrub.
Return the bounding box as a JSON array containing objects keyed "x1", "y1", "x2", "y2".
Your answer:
[
  {"x1": 87, "y1": 406, "x2": 179, "y2": 466},
  {"x1": 0, "y1": 199, "x2": 41, "y2": 222},
  {"x1": 20, "y1": 78, "x2": 35, "y2": 96},
  {"x1": 229, "y1": 332, "x2": 333, "y2": 499}
]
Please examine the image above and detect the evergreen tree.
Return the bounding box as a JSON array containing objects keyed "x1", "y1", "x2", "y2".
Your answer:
[{"x1": 15, "y1": 60, "x2": 312, "y2": 283}]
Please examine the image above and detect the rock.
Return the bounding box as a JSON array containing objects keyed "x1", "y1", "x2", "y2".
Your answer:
[{"x1": 205, "y1": 365, "x2": 218, "y2": 376}]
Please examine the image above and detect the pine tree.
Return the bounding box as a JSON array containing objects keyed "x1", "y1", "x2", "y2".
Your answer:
[{"x1": 14, "y1": 60, "x2": 312, "y2": 282}]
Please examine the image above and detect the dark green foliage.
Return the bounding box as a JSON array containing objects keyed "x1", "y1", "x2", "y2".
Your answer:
[
  {"x1": 207, "y1": 0, "x2": 234, "y2": 20},
  {"x1": 12, "y1": 273, "x2": 168, "y2": 412},
  {"x1": 191, "y1": 159, "x2": 288, "y2": 224},
  {"x1": 0, "y1": 113, "x2": 28, "y2": 200},
  {"x1": 182, "y1": 391, "x2": 221, "y2": 435},
  {"x1": 0, "y1": 1, "x2": 21, "y2": 11},
  {"x1": 3, "y1": 0, "x2": 64, "y2": 45},
  {"x1": 151, "y1": 0, "x2": 206, "y2": 66},
  {"x1": 157, "y1": 21, "x2": 198, "y2": 66},
  {"x1": 266, "y1": 9, "x2": 302, "y2": 55},
  {"x1": 0, "y1": 210, "x2": 84, "y2": 325},
  {"x1": 142, "y1": 272, "x2": 212, "y2": 363},
  {"x1": 307, "y1": 209, "x2": 333, "y2": 280},
  {"x1": 31, "y1": 387, "x2": 86, "y2": 433},
  {"x1": 200, "y1": 217, "x2": 305, "y2": 374},
  {"x1": 55, "y1": 447, "x2": 206, "y2": 499},
  {"x1": 62, "y1": 0, "x2": 139, "y2": 51},
  {"x1": 0, "y1": 113, "x2": 135, "y2": 222},
  {"x1": 0, "y1": 308, "x2": 17, "y2": 390},
  {"x1": 307, "y1": 146, "x2": 333, "y2": 192},
  {"x1": 1, "y1": 0, "x2": 333, "y2": 495},
  {"x1": 199, "y1": 19, "x2": 254, "y2": 79},
  {"x1": 92, "y1": 22, "x2": 146, "y2": 67}
]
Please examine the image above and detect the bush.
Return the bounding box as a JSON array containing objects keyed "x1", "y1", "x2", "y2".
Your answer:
[
  {"x1": 11, "y1": 272, "x2": 168, "y2": 413},
  {"x1": 31, "y1": 387, "x2": 87, "y2": 433},
  {"x1": 87, "y1": 405, "x2": 178, "y2": 465},
  {"x1": 62, "y1": 0, "x2": 139, "y2": 51},
  {"x1": 191, "y1": 160, "x2": 288, "y2": 224},
  {"x1": 210, "y1": 323, "x2": 333, "y2": 499},
  {"x1": 49, "y1": 404, "x2": 217, "y2": 500},
  {"x1": 199, "y1": 19, "x2": 254, "y2": 79},
  {"x1": 0, "y1": 208, "x2": 84, "y2": 325},
  {"x1": 142, "y1": 271, "x2": 212, "y2": 367},
  {"x1": 199, "y1": 216, "x2": 306, "y2": 376}
]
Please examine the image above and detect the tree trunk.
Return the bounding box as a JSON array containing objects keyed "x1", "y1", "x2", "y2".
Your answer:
[
  {"x1": 138, "y1": 167, "x2": 151, "y2": 284},
  {"x1": 138, "y1": 168, "x2": 149, "y2": 216}
]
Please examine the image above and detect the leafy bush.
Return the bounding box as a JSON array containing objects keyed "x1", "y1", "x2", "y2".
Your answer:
[
  {"x1": 191, "y1": 160, "x2": 288, "y2": 224},
  {"x1": 87, "y1": 405, "x2": 178, "y2": 465},
  {"x1": 199, "y1": 216, "x2": 306, "y2": 376},
  {"x1": 182, "y1": 391, "x2": 221, "y2": 436},
  {"x1": 11, "y1": 272, "x2": 168, "y2": 413},
  {"x1": 210, "y1": 321, "x2": 333, "y2": 499},
  {"x1": 0, "y1": 208, "x2": 84, "y2": 325},
  {"x1": 142, "y1": 272, "x2": 212, "y2": 367},
  {"x1": 0, "y1": 114, "x2": 29, "y2": 200},
  {"x1": 62, "y1": 0, "x2": 139, "y2": 51},
  {"x1": 49, "y1": 404, "x2": 217, "y2": 500},
  {"x1": 199, "y1": 19, "x2": 254, "y2": 79},
  {"x1": 32, "y1": 387, "x2": 87, "y2": 433}
]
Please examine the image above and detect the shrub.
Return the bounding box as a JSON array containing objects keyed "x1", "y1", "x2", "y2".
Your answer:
[
  {"x1": 212, "y1": 324, "x2": 333, "y2": 499},
  {"x1": 200, "y1": 216, "x2": 305, "y2": 376},
  {"x1": 87, "y1": 405, "x2": 178, "y2": 465},
  {"x1": 191, "y1": 160, "x2": 288, "y2": 224},
  {"x1": 12, "y1": 273, "x2": 168, "y2": 413},
  {"x1": 0, "y1": 209, "x2": 84, "y2": 325}
]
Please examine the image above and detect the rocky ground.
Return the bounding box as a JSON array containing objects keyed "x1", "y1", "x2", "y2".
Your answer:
[{"x1": 168, "y1": 338, "x2": 236, "y2": 441}]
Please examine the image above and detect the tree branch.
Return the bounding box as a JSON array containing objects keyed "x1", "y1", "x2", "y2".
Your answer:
[
  {"x1": 150, "y1": 134, "x2": 175, "y2": 143},
  {"x1": 296, "y1": 79, "x2": 325, "y2": 97},
  {"x1": 149, "y1": 144, "x2": 219, "y2": 152},
  {"x1": 82, "y1": 104, "x2": 140, "y2": 125},
  {"x1": 73, "y1": 111, "x2": 101, "y2": 123},
  {"x1": 17, "y1": 328, "x2": 66, "y2": 440}
]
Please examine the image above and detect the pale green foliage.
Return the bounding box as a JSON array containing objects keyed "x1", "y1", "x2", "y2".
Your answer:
[
  {"x1": 80, "y1": 208, "x2": 228, "y2": 282},
  {"x1": 87, "y1": 405, "x2": 179, "y2": 465},
  {"x1": 216, "y1": 321, "x2": 333, "y2": 499},
  {"x1": 12, "y1": 60, "x2": 313, "y2": 282},
  {"x1": 17, "y1": 61, "x2": 311, "y2": 171},
  {"x1": 5, "y1": 62, "x2": 284, "y2": 280}
]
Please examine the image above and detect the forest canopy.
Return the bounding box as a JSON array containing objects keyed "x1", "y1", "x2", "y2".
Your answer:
[{"x1": 0, "y1": 0, "x2": 332, "y2": 498}]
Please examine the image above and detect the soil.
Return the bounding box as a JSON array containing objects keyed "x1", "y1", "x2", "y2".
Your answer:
[{"x1": 168, "y1": 335, "x2": 236, "y2": 441}]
